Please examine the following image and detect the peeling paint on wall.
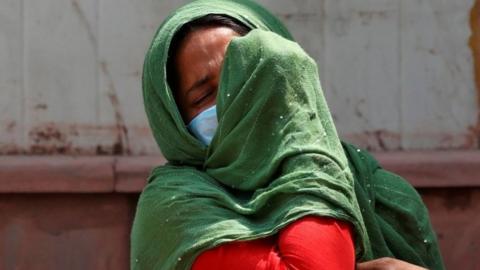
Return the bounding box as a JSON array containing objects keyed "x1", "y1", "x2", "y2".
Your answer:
[{"x1": 0, "y1": 124, "x2": 150, "y2": 155}]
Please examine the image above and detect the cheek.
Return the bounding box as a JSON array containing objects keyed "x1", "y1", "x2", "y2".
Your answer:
[
  {"x1": 179, "y1": 65, "x2": 201, "y2": 90},
  {"x1": 175, "y1": 95, "x2": 192, "y2": 121}
]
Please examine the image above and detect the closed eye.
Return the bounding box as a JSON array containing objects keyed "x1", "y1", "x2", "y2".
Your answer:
[{"x1": 193, "y1": 88, "x2": 215, "y2": 106}]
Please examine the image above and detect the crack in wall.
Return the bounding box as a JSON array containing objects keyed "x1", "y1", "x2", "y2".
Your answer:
[
  {"x1": 71, "y1": 0, "x2": 97, "y2": 47},
  {"x1": 100, "y1": 61, "x2": 131, "y2": 155},
  {"x1": 71, "y1": 0, "x2": 131, "y2": 155}
]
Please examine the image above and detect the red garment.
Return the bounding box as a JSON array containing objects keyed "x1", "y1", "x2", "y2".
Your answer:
[{"x1": 191, "y1": 216, "x2": 355, "y2": 270}]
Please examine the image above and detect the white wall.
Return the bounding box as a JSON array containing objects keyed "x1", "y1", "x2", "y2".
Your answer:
[{"x1": 0, "y1": 0, "x2": 477, "y2": 155}]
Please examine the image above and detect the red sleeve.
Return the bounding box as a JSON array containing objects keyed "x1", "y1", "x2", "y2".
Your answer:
[{"x1": 191, "y1": 215, "x2": 355, "y2": 270}]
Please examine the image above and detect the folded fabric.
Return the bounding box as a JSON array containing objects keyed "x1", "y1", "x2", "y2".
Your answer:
[{"x1": 343, "y1": 142, "x2": 444, "y2": 270}]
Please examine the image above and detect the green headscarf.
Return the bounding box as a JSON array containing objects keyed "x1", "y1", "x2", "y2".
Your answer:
[
  {"x1": 142, "y1": 0, "x2": 293, "y2": 166},
  {"x1": 134, "y1": 0, "x2": 444, "y2": 269}
]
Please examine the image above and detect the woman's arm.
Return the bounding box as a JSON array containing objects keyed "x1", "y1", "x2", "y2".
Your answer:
[{"x1": 192, "y1": 215, "x2": 355, "y2": 270}]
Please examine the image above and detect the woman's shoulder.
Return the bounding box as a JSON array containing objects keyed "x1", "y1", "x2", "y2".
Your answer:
[{"x1": 341, "y1": 140, "x2": 424, "y2": 205}]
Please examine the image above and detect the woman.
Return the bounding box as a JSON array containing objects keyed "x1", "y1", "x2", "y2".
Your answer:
[{"x1": 132, "y1": 0, "x2": 444, "y2": 269}]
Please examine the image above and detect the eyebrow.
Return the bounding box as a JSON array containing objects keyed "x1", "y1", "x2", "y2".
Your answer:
[{"x1": 185, "y1": 75, "x2": 211, "y2": 97}]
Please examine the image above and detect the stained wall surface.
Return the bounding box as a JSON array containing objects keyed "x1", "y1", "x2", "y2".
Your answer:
[{"x1": 0, "y1": 0, "x2": 478, "y2": 155}]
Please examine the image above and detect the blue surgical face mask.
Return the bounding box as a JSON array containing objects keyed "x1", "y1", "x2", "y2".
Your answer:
[{"x1": 187, "y1": 105, "x2": 218, "y2": 146}]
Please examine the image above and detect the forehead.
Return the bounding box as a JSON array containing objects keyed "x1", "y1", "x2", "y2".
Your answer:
[
  {"x1": 177, "y1": 26, "x2": 238, "y2": 57},
  {"x1": 174, "y1": 27, "x2": 239, "y2": 83}
]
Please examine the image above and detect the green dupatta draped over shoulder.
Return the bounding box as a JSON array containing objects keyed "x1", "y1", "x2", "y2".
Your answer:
[{"x1": 133, "y1": 1, "x2": 444, "y2": 269}]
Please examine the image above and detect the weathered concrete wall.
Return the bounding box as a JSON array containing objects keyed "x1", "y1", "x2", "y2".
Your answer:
[{"x1": 0, "y1": 0, "x2": 478, "y2": 154}]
